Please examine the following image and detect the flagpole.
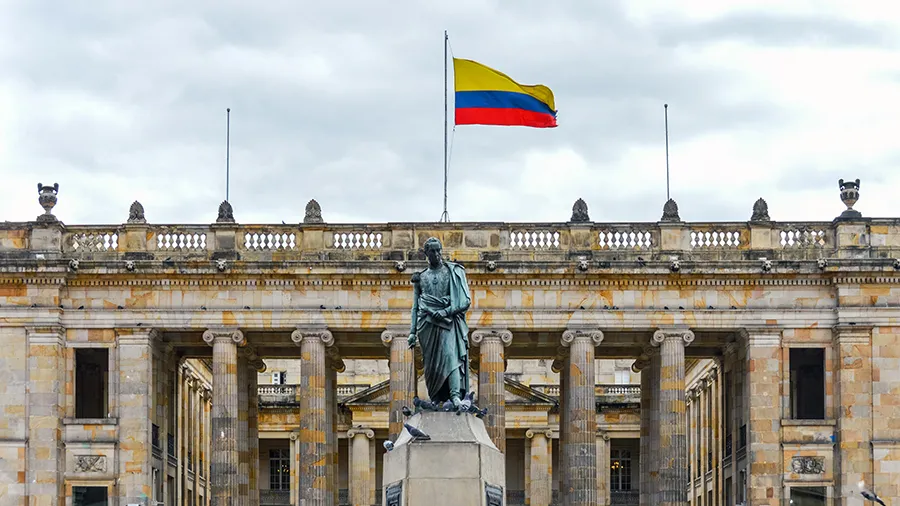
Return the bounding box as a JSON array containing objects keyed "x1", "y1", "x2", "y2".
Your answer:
[
  {"x1": 226, "y1": 107, "x2": 231, "y2": 202},
  {"x1": 664, "y1": 103, "x2": 670, "y2": 201},
  {"x1": 440, "y1": 30, "x2": 450, "y2": 223}
]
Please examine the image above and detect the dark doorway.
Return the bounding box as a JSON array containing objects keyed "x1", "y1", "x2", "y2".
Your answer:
[{"x1": 73, "y1": 486, "x2": 108, "y2": 506}]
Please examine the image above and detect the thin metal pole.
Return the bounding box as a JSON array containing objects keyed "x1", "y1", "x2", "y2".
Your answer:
[
  {"x1": 664, "y1": 103, "x2": 670, "y2": 201},
  {"x1": 226, "y1": 108, "x2": 231, "y2": 202},
  {"x1": 440, "y1": 30, "x2": 449, "y2": 222}
]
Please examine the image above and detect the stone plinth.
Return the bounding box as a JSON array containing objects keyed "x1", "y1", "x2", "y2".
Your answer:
[{"x1": 383, "y1": 412, "x2": 506, "y2": 506}]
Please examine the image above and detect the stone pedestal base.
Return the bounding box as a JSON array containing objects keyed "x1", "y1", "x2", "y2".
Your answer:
[{"x1": 383, "y1": 411, "x2": 506, "y2": 506}]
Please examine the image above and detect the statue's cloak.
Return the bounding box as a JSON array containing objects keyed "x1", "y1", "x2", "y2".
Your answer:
[{"x1": 415, "y1": 261, "x2": 471, "y2": 401}]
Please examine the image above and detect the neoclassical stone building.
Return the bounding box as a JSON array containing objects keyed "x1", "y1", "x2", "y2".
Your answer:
[{"x1": 1, "y1": 179, "x2": 898, "y2": 506}]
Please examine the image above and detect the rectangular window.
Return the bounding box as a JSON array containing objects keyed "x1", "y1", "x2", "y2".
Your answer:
[
  {"x1": 269, "y1": 448, "x2": 291, "y2": 490},
  {"x1": 614, "y1": 369, "x2": 629, "y2": 385},
  {"x1": 724, "y1": 477, "x2": 732, "y2": 506},
  {"x1": 610, "y1": 449, "x2": 632, "y2": 491},
  {"x1": 790, "y1": 486, "x2": 827, "y2": 505},
  {"x1": 73, "y1": 486, "x2": 108, "y2": 506},
  {"x1": 272, "y1": 371, "x2": 287, "y2": 385},
  {"x1": 75, "y1": 348, "x2": 109, "y2": 419},
  {"x1": 739, "y1": 470, "x2": 746, "y2": 503},
  {"x1": 790, "y1": 348, "x2": 826, "y2": 420}
]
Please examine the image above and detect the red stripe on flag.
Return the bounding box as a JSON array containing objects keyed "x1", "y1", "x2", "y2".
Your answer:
[{"x1": 455, "y1": 107, "x2": 557, "y2": 128}]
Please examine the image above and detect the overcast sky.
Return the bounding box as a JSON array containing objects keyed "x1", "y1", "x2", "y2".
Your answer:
[{"x1": 1, "y1": 1, "x2": 898, "y2": 225}]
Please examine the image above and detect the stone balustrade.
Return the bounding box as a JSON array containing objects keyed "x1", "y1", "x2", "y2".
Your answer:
[{"x1": 7, "y1": 219, "x2": 898, "y2": 264}]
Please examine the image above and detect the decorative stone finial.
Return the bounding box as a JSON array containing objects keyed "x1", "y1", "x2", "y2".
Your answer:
[
  {"x1": 569, "y1": 198, "x2": 590, "y2": 223},
  {"x1": 127, "y1": 201, "x2": 146, "y2": 224},
  {"x1": 36, "y1": 183, "x2": 59, "y2": 223},
  {"x1": 660, "y1": 198, "x2": 680, "y2": 222},
  {"x1": 750, "y1": 198, "x2": 770, "y2": 222},
  {"x1": 304, "y1": 199, "x2": 323, "y2": 224},
  {"x1": 216, "y1": 200, "x2": 235, "y2": 223},
  {"x1": 838, "y1": 178, "x2": 862, "y2": 218}
]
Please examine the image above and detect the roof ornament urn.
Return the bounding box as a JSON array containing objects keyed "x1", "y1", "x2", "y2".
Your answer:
[
  {"x1": 838, "y1": 179, "x2": 862, "y2": 219},
  {"x1": 37, "y1": 183, "x2": 59, "y2": 223}
]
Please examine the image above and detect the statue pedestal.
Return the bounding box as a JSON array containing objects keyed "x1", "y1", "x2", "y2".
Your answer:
[{"x1": 382, "y1": 411, "x2": 506, "y2": 506}]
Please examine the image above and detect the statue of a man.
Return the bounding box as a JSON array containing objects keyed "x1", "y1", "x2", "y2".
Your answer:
[{"x1": 407, "y1": 237, "x2": 472, "y2": 407}]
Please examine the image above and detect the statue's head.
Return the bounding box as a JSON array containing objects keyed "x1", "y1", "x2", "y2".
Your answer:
[{"x1": 422, "y1": 237, "x2": 443, "y2": 267}]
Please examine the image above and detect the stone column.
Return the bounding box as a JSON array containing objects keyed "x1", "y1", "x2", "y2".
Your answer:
[
  {"x1": 833, "y1": 325, "x2": 873, "y2": 505},
  {"x1": 686, "y1": 388, "x2": 695, "y2": 505},
  {"x1": 237, "y1": 354, "x2": 250, "y2": 506},
  {"x1": 552, "y1": 356, "x2": 569, "y2": 505},
  {"x1": 597, "y1": 431, "x2": 610, "y2": 506},
  {"x1": 190, "y1": 375, "x2": 201, "y2": 506},
  {"x1": 291, "y1": 328, "x2": 334, "y2": 506},
  {"x1": 369, "y1": 437, "x2": 376, "y2": 506},
  {"x1": 203, "y1": 328, "x2": 245, "y2": 506},
  {"x1": 634, "y1": 354, "x2": 651, "y2": 506},
  {"x1": 648, "y1": 347, "x2": 661, "y2": 504},
  {"x1": 651, "y1": 328, "x2": 694, "y2": 506},
  {"x1": 115, "y1": 329, "x2": 159, "y2": 506},
  {"x1": 289, "y1": 432, "x2": 299, "y2": 506},
  {"x1": 348, "y1": 427, "x2": 375, "y2": 506},
  {"x1": 526, "y1": 428, "x2": 553, "y2": 506},
  {"x1": 381, "y1": 327, "x2": 417, "y2": 443},
  {"x1": 740, "y1": 327, "x2": 782, "y2": 506},
  {"x1": 247, "y1": 352, "x2": 265, "y2": 506},
  {"x1": 561, "y1": 328, "x2": 604, "y2": 506},
  {"x1": 472, "y1": 328, "x2": 513, "y2": 453},
  {"x1": 710, "y1": 366, "x2": 722, "y2": 506},
  {"x1": 325, "y1": 361, "x2": 341, "y2": 506}
]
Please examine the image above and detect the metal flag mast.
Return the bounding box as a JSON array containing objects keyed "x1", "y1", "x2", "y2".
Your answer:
[
  {"x1": 664, "y1": 103, "x2": 670, "y2": 201},
  {"x1": 440, "y1": 30, "x2": 450, "y2": 222},
  {"x1": 226, "y1": 108, "x2": 232, "y2": 202}
]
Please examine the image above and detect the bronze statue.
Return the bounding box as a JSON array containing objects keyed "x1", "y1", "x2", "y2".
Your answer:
[{"x1": 407, "y1": 237, "x2": 472, "y2": 408}]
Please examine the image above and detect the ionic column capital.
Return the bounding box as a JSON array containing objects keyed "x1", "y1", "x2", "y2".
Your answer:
[
  {"x1": 326, "y1": 347, "x2": 345, "y2": 373},
  {"x1": 380, "y1": 326, "x2": 410, "y2": 347},
  {"x1": 290, "y1": 432, "x2": 299, "y2": 441},
  {"x1": 202, "y1": 327, "x2": 245, "y2": 347},
  {"x1": 561, "y1": 328, "x2": 604, "y2": 347},
  {"x1": 651, "y1": 328, "x2": 694, "y2": 347},
  {"x1": 632, "y1": 358, "x2": 650, "y2": 373},
  {"x1": 597, "y1": 430, "x2": 610, "y2": 442},
  {"x1": 291, "y1": 327, "x2": 334, "y2": 347},
  {"x1": 471, "y1": 328, "x2": 513, "y2": 347},
  {"x1": 241, "y1": 346, "x2": 267, "y2": 373},
  {"x1": 525, "y1": 427, "x2": 555, "y2": 440},
  {"x1": 551, "y1": 357, "x2": 567, "y2": 373},
  {"x1": 347, "y1": 427, "x2": 375, "y2": 439},
  {"x1": 707, "y1": 367, "x2": 718, "y2": 382}
]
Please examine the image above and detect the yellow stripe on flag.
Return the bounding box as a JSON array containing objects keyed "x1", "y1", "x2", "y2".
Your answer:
[{"x1": 453, "y1": 58, "x2": 555, "y2": 112}]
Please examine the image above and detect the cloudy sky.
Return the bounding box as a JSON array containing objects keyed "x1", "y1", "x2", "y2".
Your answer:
[{"x1": 1, "y1": 0, "x2": 898, "y2": 225}]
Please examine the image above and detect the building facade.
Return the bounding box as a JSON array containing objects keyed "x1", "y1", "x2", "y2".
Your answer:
[{"x1": 1, "y1": 180, "x2": 898, "y2": 506}]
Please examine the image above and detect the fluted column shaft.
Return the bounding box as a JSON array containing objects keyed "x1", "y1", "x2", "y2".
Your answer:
[
  {"x1": 237, "y1": 355, "x2": 250, "y2": 506},
  {"x1": 526, "y1": 429, "x2": 553, "y2": 506},
  {"x1": 248, "y1": 356, "x2": 263, "y2": 506},
  {"x1": 289, "y1": 433, "x2": 299, "y2": 506},
  {"x1": 292, "y1": 328, "x2": 333, "y2": 506},
  {"x1": 597, "y1": 431, "x2": 610, "y2": 506},
  {"x1": 326, "y1": 365, "x2": 338, "y2": 506},
  {"x1": 561, "y1": 328, "x2": 604, "y2": 506},
  {"x1": 204, "y1": 328, "x2": 245, "y2": 506},
  {"x1": 553, "y1": 356, "x2": 569, "y2": 504},
  {"x1": 382, "y1": 328, "x2": 417, "y2": 442},
  {"x1": 635, "y1": 356, "x2": 651, "y2": 506},
  {"x1": 651, "y1": 329, "x2": 693, "y2": 506},
  {"x1": 649, "y1": 347, "x2": 661, "y2": 503},
  {"x1": 348, "y1": 428, "x2": 375, "y2": 506},
  {"x1": 472, "y1": 329, "x2": 512, "y2": 453}
]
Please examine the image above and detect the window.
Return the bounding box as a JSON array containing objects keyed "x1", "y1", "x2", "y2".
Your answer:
[
  {"x1": 724, "y1": 477, "x2": 732, "y2": 506},
  {"x1": 73, "y1": 486, "x2": 108, "y2": 506},
  {"x1": 790, "y1": 486, "x2": 826, "y2": 506},
  {"x1": 614, "y1": 369, "x2": 630, "y2": 385},
  {"x1": 610, "y1": 449, "x2": 632, "y2": 491},
  {"x1": 269, "y1": 448, "x2": 291, "y2": 490},
  {"x1": 790, "y1": 348, "x2": 825, "y2": 420},
  {"x1": 738, "y1": 470, "x2": 746, "y2": 503},
  {"x1": 272, "y1": 371, "x2": 287, "y2": 385},
  {"x1": 75, "y1": 348, "x2": 109, "y2": 419}
]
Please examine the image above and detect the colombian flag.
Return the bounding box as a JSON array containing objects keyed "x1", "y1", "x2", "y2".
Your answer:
[{"x1": 453, "y1": 58, "x2": 557, "y2": 128}]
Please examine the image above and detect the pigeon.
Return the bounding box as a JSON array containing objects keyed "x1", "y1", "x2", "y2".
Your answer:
[
  {"x1": 858, "y1": 481, "x2": 885, "y2": 506},
  {"x1": 637, "y1": 257, "x2": 646, "y2": 266},
  {"x1": 403, "y1": 423, "x2": 430, "y2": 441},
  {"x1": 383, "y1": 440, "x2": 394, "y2": 452},
  {"x1": 117, "y1": 305, "x2": 124, "y2": 310},
  {"x1": 401, "y1": 406, "x2": 413, "y2": 417}
]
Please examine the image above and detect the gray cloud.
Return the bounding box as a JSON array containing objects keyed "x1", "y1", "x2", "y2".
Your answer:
[
  {"x1": 656, "y1": 11, "x2": 895, "y2": 48},
  {"x1": 0, "y1": 1, "x2": 895, "y2": 226}
]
